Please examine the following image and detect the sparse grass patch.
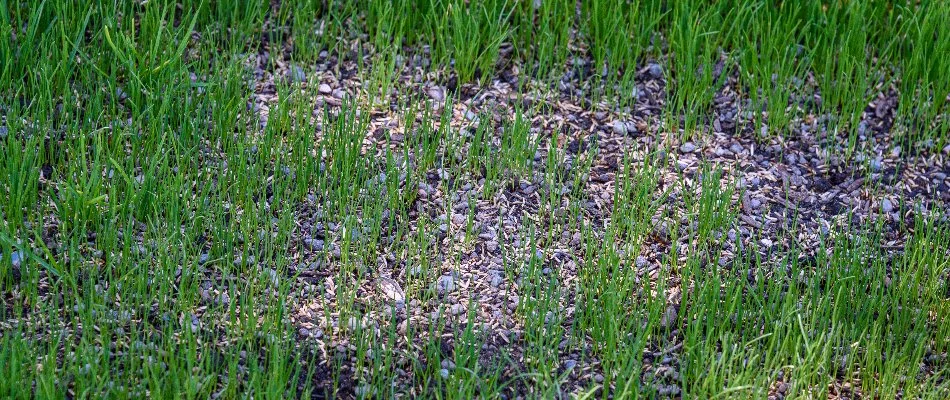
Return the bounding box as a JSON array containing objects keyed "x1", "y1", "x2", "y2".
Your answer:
[{"x1": 2, "y1": 0, "x2": 949, "y2": 398}]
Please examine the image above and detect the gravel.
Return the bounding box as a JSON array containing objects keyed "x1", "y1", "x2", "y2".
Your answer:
[
  {"x1": 303, "y1": 237, "x2": 324, "y2": 251},
  {"x1": 635, "y1": 256, "x2": 648, "y2": 268},
  {"x1": 194, "y1": 34, "x2": 950, "y2": 396}
]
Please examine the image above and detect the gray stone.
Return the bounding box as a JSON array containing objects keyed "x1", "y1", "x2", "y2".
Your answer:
[
  {"x1": 612, "y1": 120, "x2": 627, "y2": 135},
  {"x1": 437, "y1": 274, "x2": 456, "y2": 294},
  {"x1": 680, "y1": 142, "x2": 697, "y2": 153},
  {"x1": 441, "y1": 359, "x2": 456, "y2": 370},
  {"x1": 377, "y1": 277, "x2": 405, "y2": 303},
  {"x1": 635, "y1": 256, "x2": 648, "y2": 268},
  {"x1": 286, "y1": 66, "x2": 306, "y2": 83},
  {"x1": 303, "y1": 237, "x2": 324, "y2": 251},
  {"x1": 777, "y1": 382, "x2": 788, "y2": 394},
  {"x1": 870, "y1": 159, "x2": 883, "y2": 172},
  {"x1": 427, "y1": 86, "x2": 445, "y2": 102},
  {"x1": 625, "y1": 120, "x2": 639, "y2": 133},
  {"x1": 568, "y1": 233, "x2": 581, "y2": 247},
  {"x1": 882, "y1": 199, "x2": 894, "y2": 213},
  {"x1": 9, "y1": 250, "x2": 23, "y2": 268},
  {"x1": 564, "y1": 359, "x2": 577, "y2": 370},
  {"x1": 490, "y1": 275, "x2": 503, "y2": 288},
  {"x1": 658, "y1": 385, "x2": 681, "y2": 396},
  {"x1": 749, "y1": 198, "x2": 762, "y2": 210}
]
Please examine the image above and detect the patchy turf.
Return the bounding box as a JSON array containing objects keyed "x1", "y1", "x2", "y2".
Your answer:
[{"x1": 2, "y1": 1, "x2": 949, "y2": 399}]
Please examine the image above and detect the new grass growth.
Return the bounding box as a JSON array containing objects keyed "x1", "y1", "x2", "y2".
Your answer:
[{"x1": 2, "y1": 0, "x2": 948, "y2": 398}]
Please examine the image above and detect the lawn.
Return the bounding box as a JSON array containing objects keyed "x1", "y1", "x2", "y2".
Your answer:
[{"x1": 1, "y1": 1, "x2": 949, "y2": 399}]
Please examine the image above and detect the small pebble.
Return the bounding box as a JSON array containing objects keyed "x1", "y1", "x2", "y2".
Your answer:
[
  {"x1": 882, "y1": 199, "x2": 894, "y2": 213},
  {"x1": 286, "y1": 65, "x2": 306, "y2": 83},
  {"x1": 570, "y1": 232, "x2": 582, "y2": 246},
  {"x1": 441, "y1": 359, "x2": 456, "y2": 370},
  {"x1": 564, "y1": 359, "x2": 577, "y2": 370},
  {"x1": 303, "y1": 237, "x2": 324, "y2": 251},
  {"x1": 427, "y1": 86, "x2": 445, "y2": 102},
  {"x1": 10, "y1": 250, "x2": 23, "y2": 268},
  {"x1": 870, "y1": 159, "x2": 883, "y2": 172},
  {"x1": 635, "y1": 256, "x2": 648, "y2": 268},
  {"x1": 680, "y1": 142, "x2": 697, "y2": 153},
  {"x1": 437, "y1": 275, "x2": 456, "y2": 294},
  {"x1": 490, "y1": 275, "x2": 503, "y2": 288},
  {"x1": 612, "y1": 120, "x2": 627, "y2": 135}
]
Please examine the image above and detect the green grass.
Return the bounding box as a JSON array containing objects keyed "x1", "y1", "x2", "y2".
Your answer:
[{"x1": 2, "y1": 0, "x2": 949, "y2": 398}]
